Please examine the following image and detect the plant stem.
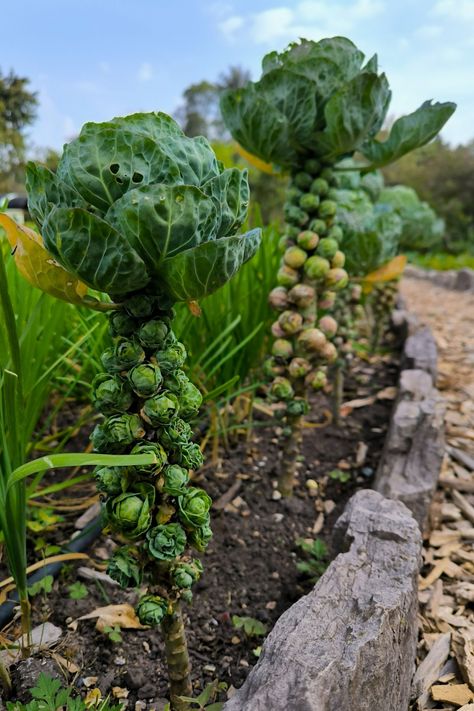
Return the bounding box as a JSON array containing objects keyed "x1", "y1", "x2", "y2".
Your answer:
[
  {"x1": 0, "y1": 658, "x2": 12, "y2": 695},
  {"x1": 332, "y1": 364, "x2": 344, "y2": 426},
  {"x1": 278, "y1": 413, "x2": 303, "y2": 496},
  {"x1": 161, "y1": 604, "x2": 192, "y2": 711},
  {"x1": 20, "y1": 596, "x2": 32, "y2": 657}
]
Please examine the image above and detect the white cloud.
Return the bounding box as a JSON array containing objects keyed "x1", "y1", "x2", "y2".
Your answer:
[
  {"x1": 433, "y1": 0, "x2": 474, "y2": 21},
  {"x1": 137, "y1": 62, "x2": 153, "y2": 82},
  {"x1": 217, "y1": 0, "x2": 385, "y2": 45},
  {"x1": 218, "y1": 15, "x2": 244, "y2": 40}
]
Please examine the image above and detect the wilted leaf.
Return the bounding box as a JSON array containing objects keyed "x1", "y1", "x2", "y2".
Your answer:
[
  {"x1": 0, "y1": 213, "x2": 88, "y2": 305},
  {"x1": 235, "y1": 144, "x2": 276, "y2": 175},
  {"x1": 71, "y1": 603, "x2": 145, "y2": 631},
  {"x1": 362, "y1": 254, "x2": 407, "y2": 288}
]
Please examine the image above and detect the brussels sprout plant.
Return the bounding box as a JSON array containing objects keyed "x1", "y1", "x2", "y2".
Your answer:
[
  {"x1": 25, "y1": 112, "x2": 260, "y2": 710},
  {"x1": 221, "y1": 36, "x2": 454, "y2": 496}
]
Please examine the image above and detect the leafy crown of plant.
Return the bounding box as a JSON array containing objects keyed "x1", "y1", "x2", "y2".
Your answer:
[
  {"x1": 220, "y1": 36, "x2": 455, "y2": 170},
  {"x1": 25, "y1": 111, "x2": 260, "y2": 302}
]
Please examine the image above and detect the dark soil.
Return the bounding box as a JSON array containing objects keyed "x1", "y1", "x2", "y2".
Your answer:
[{"x1": 2, "y1": 342, "x2": 400, "y2": 707}]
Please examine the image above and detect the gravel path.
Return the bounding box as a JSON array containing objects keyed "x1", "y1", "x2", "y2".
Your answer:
[{"x1": 400, "y1": 277, "x2": 474, "y2": 711}]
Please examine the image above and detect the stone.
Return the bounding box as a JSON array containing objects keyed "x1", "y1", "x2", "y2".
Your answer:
[
  {"x1": 224, "y1": 490, "x2": 421, "y2": 711},
  {"x1": 455, "y1": 268, "x2": 474, "y2": 292},
  {"x1": 411, "y1": 632, "x2": 451, "y2": 709},
  {"x1": 403, "y1": 326, "x2": 438, "y2": 381}
]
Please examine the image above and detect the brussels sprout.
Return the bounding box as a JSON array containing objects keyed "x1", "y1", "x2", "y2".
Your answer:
[
  {"x1": 162, "y1": 464, "x2": 189, "y2": 496},
  {"x1": 109, "y1": 311, "x2": 136, "y2": 338},
  {"x1": 284, "y1": 204, "x2": 309, "y2": 227},
  {"x1": 299, "y1": 193, "x2": 320, "y2": 213},
  {"x1": 325, "y1": 268, "x2": 349, "y2": 290},
  {"x1": 177, "y1": 487, "x2": 212, "y2": 529},
  {"x1": 107, "y1": 546, "x2": 142, "y2": 588},
  {"x1": 172, "y1": 559, "x2": 203, "y2": 589},
  {"x1": 286, "y1": 397, "x2": 309, "y2": 417},
  {"x1": 277, "y1": 265, "x2": 299, "y2": 288},
  {"x1": 106, "y1": 483, "x2": 155, "y2": 539},
  {"x1": 91, "y1": 413, "x2": 145, "y2": 453},
  {"x1": 288, "y1": 357, "x2": 312, "y2": 379},
  {"x1": 159, "y1": 417, "x2": 193, "y2": 450},
  {"x1": 328, "y1": 225, "x2": 344, "y2": 243},
  {"x1": 271, "y1": 321, "x2": 285, "y2": 338},
  {"x1": 297, "y1": 328, "x2": 327, "y2": 353},
  {"x1": 318, "y1": 315, "x2": 338, "y2": 338},
  {"x1": 351, "y1": 284, "x2": 362, "y2": 301},
  {"x1": 178, "y1": 381, "x2": 203, "y2": 420},
  {"x1": 304, "y1": 255, "x2": 330, "y2": 280},
  {"x1": 320, "y1": 167, "x2": 334, "y2": 182},
  {"x1": 304, "y1": 159, "x2": 321, "y2": 175},
  {"x1": 263, "y1": 357, "x2": 285, "y2": 378},
  {"x1": 272, "y1": 338, "x2": 293, "y2": 360},
  {"x1": 136, "y1": 594, "x2": 169, "y2": 627},
  {"x1": 269, "y1": 376, "x2": 294, "y2": 401},
  {"x1": 177, "y1": 442, "x2": 204, "y2": 471},
  {"x1": 146, "y1": 522, "x2": 187, "y2": 561},
  {"x1": 128, "y1": 362, "x2": 163, "y2": 398},
  {"x1": 156, "y1": 342, "x2": 187, "y2": 373},
  {"x1": 278, "y1": 235, "x2": 291, "y2": 251},
  {"x1": 331, "y1": 250, "x2": 346, "y2": 268},
  {"x1": 293, "y1": 172, "x2": 313, "y2": 190},
  {"x1": 296, "y1": 230, "x2": 319, "y2": 251},
  {"x1": 138, "y1": 319, "x2": 170, "y2": 349},
  {"x1": 101, "y1": 339, "x2": 146, "y2": 374},
  {"x1": 288, "y1": 283, "x2": 315, "y2": 309},
  {"x1": 188, "y1": 523, "x2": 212, "y2": 552},
  {"x1": 287, "y1": 186, "x2": 304, "y2": 204},
  {"x1": 308, "y1": 218, "x2": 327, "y2": 235},
  {"x1": 286, "y1": 225, "x2": 300, "y2": 239},
  {"x1": 306, "y1": 369, "x2": 328, "y2": 390},
  {"x1": 319, "y1": 290, "x2": 336, "y2": 310},
  {"x1": 268, "y1": 287, "x2": 289, "y2": 311},
  {"x1": 130, "y1": 441, "x2": 168, "y2": 474},
  {"x1": 142, "y1": 391, "x2": 180, "y2": 426},
  {"x1": 318, "y1": 341, "x2": 336, "y2": 363},
  {"x1": 310, "y1": 178, "x2": 329, "y2": 196},
  {"x1": 284, "y1": 246, "x2": 307, "y2": 269},
  {"x1": 319, "y1": 200, "x2": 337, "y2": 218},
  {"x1": 94, "y1": 465, "x2": 126, "y2": 497},
  {"x1": 91, "y1": 373, "x2": 134, "y2": 415},
  {"x1": 164, "y1": 369, "x2": 189, "y2": 395},
  {"x1": 124, "y1": 294, "x2": 159, "y2": 319},
  {"x1": 317, "y1": 238, "x2": 338, "y2": 260},
  {"x1": 278, "y1": 310, "x2": 303, "y2": 335}
]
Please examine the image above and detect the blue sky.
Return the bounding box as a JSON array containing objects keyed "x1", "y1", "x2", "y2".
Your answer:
[{"x1": 4, "y1": 0, "x2": 473, "y2": 151}]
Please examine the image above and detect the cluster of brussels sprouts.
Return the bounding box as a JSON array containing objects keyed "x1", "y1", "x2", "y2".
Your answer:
[
  {"x1": 332, "y1": 283, "x2": 363, "y2": 369},
  {"x1": 369, "y1": 280, "x2": 400, "y2": 350},
  {"x1": 90, "y1": 295, "x2": 211, "y2": 627},
  {"x1": 265, "y1": 161, "x2": 348, "y2": 434}
]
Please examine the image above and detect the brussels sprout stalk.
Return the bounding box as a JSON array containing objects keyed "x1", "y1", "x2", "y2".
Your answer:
[{"x1": 26, "y1": 111, "x2": 260, "y2": 710}]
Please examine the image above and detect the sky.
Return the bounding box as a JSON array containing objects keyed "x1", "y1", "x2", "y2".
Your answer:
[{"x1": 3, "y1": 0, "x2": 473, "y2": 152}]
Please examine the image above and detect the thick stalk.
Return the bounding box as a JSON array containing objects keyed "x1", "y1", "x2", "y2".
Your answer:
[
  {"x1": 161, "y1": 605, "x2": 192, "y2": 711},
  {"x1": 278, "y1": 413, "x2": 302, "y2": 496},
  {"x1": 20, "y1": 597, "x2": 32, "y2": 657},
  {"x1": 332, "y1": 364, "x2": 344, "y2": 425}
]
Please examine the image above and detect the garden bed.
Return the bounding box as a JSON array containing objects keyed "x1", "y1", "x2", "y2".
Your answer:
[{"x1": 1, "y1": 342, "x2": 401, "y2": 707}]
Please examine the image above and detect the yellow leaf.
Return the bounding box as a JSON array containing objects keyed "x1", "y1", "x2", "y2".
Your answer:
[
  {"x1": 0, "y1": 213, "x2": 90, "y2": 305},
  {"x1": 84, "y1": 689, "x2": 102, "y2": 708},
  {"x1": 235, "y1": 144, "x2": 277, "y2": 175},
  {"x1": 362, "y1": 255, "x2": 407, "y2": 286},
  {"x1": 187, "y1": 300, "x2": 202, "y2": 317},
  {"x1": 71, "y1": 603, "x2": 146, "y2": 632}
]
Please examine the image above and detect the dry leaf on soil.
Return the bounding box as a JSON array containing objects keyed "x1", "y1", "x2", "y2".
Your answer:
[{"x1": 69, "y1": 603, "x2": 145, "y2": 632}]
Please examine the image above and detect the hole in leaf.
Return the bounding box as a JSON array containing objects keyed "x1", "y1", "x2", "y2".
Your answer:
[
  {"x1": 132, "y1": 172, "x2": 143, "y2": 183},
  {"x1": 110, "y1": 163, "x2": 120, "y2": 174},
  {"x1": 116, "y1": 177, "x2": 124, "y2": 184}
]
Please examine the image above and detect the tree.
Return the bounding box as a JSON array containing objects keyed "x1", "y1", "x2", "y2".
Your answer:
[
  {"x1": 175, "y1": 66, "x2": 250, "y2": 141},
  {"x1": 0, "y1": 69, "x2": 38, "y2": 193}
]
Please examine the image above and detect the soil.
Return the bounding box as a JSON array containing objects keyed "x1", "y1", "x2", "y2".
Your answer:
[{"x1": 2, "y1": 337, "x2": 401, "y2": 708}]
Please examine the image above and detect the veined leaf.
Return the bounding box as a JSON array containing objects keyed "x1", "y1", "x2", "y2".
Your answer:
[
  {"x1": 25, "y1": 163, "x2": 88, "y2": 226},
  {"x1": 201, "y1": 168, "x2": 249, "y2": 236},
  {"x1": 42, "y1": 207, "x2": 149, "y2": 295},
  {"x1": 158, "y1": 228, "x2": 261, "y2": 301},
  {"x1": 314, "y1": 72, "x2": 391, "y2": 160},
  {"x1": 0, "y1": 213, "x2": 89, "y2": 306},
  {"x1": 360, "y1": 100, "x2": 456, "y2": 170},
  {"x1": 105, "y1": 183, "x2": 219, "y2": 268}
]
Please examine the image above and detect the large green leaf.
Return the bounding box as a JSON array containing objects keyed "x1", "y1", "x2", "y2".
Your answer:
[
  {"x1": 105, "y1": 183, "x2": 218, "y2": 272},
  {"x1": 314, "y1": 72, "x2": 391, "y2": 160},
  {"x1": 201, "y1": 168, "x2": 249, "y2": 237},
  {"x1": 42, "y1": 207, "x2": 149, "y2": 295},
  {"x1": 57, "y1": 123, "x2": 182, "y2": 214},
  {"x1": 157, "y1": 228, "x2": 261, "y2": 301},
  {"x1": 220, "y1": 69, "x2": 317, "y2": 167},
  {"x1": 360, "y1": 100, "x2": 456, "y2": 169},
  {"x1": 25, "y1": 163, "x2": 87, "y2": 226},
  {"x1": 113, "y1": 111, "x2": 185, "y2": 141}
]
